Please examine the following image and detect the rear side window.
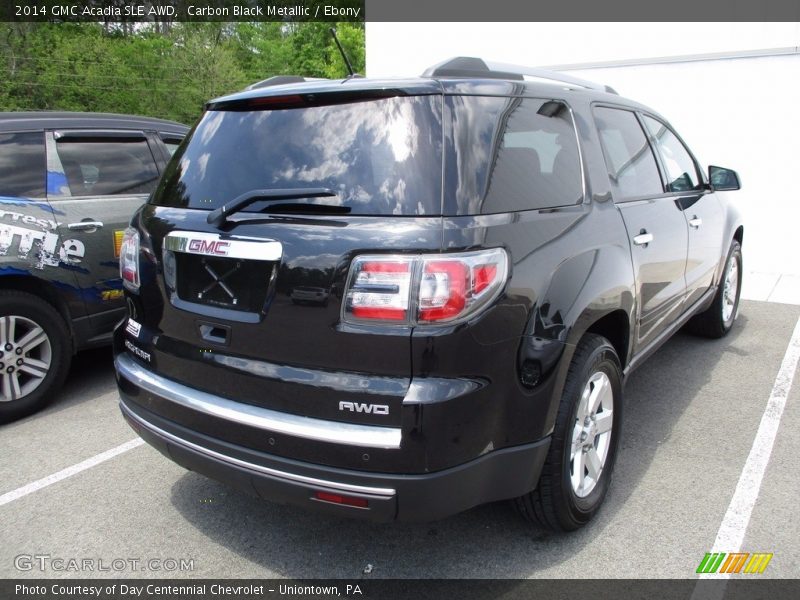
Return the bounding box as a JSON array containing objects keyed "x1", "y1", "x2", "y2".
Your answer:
[
  {"x1": 593, "y1": 106, "x2": 663, "y2": 201},
  {"x1": 152, "y1": 95, "x2": 444, "y2": 216},
  {"x1": 159, "y1": 133, "x2": 183, "y2": 156},
  {"x1": 445, "y1": 96, "x2": 583, "y2": 214},
  {"x1": 54, "y1": 136, "x2": 160, "y2": 197},
  {"x1": 0, "y1": 132, "x2": 46, "y2": 198},
  {"x1": 641, "y1": 115, "x2": 702, "y2": 192}
]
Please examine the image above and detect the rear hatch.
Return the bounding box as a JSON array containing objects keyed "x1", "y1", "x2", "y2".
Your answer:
[{"x1": 132, "y1": 84, "x2": 444, "y2": 431}]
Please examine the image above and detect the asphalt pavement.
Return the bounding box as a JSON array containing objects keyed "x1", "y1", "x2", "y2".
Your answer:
[{"x1": 0, "y1": 300, "x2": 798, "y2": 579}]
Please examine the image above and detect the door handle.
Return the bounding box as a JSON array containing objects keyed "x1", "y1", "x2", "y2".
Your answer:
[
  {"x1": 632, "y1": 231, "x2": 654, "y2": 246},
  {"x1": 688, "y1": 217, "x2": 702, "y2": 229},
  {"x1": 67, "y1": 220, "x2": 104, "y2": 231}
]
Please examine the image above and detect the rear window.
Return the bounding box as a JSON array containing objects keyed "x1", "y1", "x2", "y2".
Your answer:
[
  {"x1": 159, "y1": 132, "x2": 184, "y2": 156},
  {"x1": 0, "y1": 131, "x2": 45, "y2": 198},
  {"x1": 53, "y1": 136, "x2": 160, "y2": 197},
  {"x1": 593, "y1": 106, "x2": 664, "y2": 201},
  {"x1": 152, "y1": 95, "x2": 443, "y2": 216},
  {"x1": 444, "y1": 96, "x2": 583, "y2": 214}
]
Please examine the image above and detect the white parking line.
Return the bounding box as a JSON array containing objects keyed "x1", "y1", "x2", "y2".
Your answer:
[
  {"x1": 702, "y1": 314, "x2": 800, "y2": 579},
  {"x1": 0, "y1": 438, "x2": 143, "y2": 507}
]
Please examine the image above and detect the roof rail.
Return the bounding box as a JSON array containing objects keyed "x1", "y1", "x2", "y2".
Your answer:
[
  {"x1": 422, "y1": 57, "x2": 618, "y2": 95},
  {"x1": 244, "y1": 76, "x2": 326, "y2": 91}
]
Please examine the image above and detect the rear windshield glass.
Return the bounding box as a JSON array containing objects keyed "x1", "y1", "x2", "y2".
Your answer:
[{"x1": 151, "y1": 95, "x2": 443, "y2": 216}]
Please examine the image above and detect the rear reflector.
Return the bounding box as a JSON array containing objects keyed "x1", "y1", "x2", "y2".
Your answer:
[
  {"x1": 344, "y1": 248, "x2": 508, "y2": 326},
  {"x1": 313, "y1": 491, "x2": 369, "y2": 509}
]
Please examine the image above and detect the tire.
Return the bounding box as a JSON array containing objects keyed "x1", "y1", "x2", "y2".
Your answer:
[
  {"x1": 685, "y1": 240, "x2": 742, "y2": 339},
  {"x1": 0, "y1": 291, "x2": 71, "y2": 424},
  {"x1": 515, "y1": 334, "x2": 623, "y2": 531}
]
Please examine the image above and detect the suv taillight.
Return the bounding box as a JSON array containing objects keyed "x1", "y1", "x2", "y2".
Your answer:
[
  {"x1": 344, "y1": 248, "x2": 508, "y2": 325},
  {"x1": 119, "y1": 228, "x2": 140, "y2": 292}
]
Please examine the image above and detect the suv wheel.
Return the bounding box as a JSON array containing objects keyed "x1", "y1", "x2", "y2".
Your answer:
[
  {"x1": 516, "y1": 333, "x2": 623, "y2": 531},
  {"x1": 0, "y1": 291, "x2": 71, "y2": 424},
  {"x1": 685, "y1": 240, "x2": 742, "y2": 338}
]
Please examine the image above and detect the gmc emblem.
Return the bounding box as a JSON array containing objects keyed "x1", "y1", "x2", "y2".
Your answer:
[
  {"x1": 188, "y1": 239, "x2": 230, "y2": 256},
  {"x1": 338, "y1": 401, "x2": 389, "y2": 415}
]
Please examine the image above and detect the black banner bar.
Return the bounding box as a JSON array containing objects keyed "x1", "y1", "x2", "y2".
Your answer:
[
  {"x1": 3, "y1": 579, "x2": 800, "y2": 600},
  {"x1": 2, "y1": 0, "x2": 800, "y2": 22},
  {"x1": 1, "y1": 1, "x2": 366, "y2": 23}
]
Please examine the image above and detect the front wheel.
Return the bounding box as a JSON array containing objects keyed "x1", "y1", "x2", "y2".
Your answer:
[
  {"x1": 515, "y1": 334, "x2": 623, "y2": 531},
  {"x1": 0, "y1": 291, "x2": 71, "y2": 424},
  {"x1": 685, "y1": 240, "x2": 742, "y2": 338}
]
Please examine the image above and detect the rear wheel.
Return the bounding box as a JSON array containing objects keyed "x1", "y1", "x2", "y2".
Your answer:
[
  {"x1": 685, "y1": 240, "x2": 742, "y2": 338},
  {"x1": 516, "y1": 334, "x2": 623, "y2": 531},
  {"x1": 0, "y1": 291, "x2": 71, "y2": 424}
]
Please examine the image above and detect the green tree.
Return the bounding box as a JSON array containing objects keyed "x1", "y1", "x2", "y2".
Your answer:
[{"x1": 0, "y1": 21, "x2": 366, "y2": 124}]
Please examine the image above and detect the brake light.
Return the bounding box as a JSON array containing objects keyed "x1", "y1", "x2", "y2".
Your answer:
[
  {"x1": 418, "y1": 260, "x2": 467, "y2": 321},
  {"x1": 344, "y1": 248, "x2": 508, "y2": 325},
  {"x1": 119, "y1": 228, "x2": 140, "y2": 292}
]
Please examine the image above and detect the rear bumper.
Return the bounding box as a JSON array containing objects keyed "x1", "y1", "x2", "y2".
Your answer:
[{"x1": 116, "y1": 359, "x2": 550, "y2": 522}]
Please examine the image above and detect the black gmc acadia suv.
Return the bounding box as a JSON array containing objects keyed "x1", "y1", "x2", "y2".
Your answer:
[{"x1": 114, "y1": 58, "x2": 743, "y2": 530}]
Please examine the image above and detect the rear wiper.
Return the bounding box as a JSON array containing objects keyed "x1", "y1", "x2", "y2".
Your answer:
[
  {"x1": 256, "y1": 203, "x2": 351, "y2": 215},
  {"x1": 207, "y1": 188, "x2": 338, "y2": 226}
]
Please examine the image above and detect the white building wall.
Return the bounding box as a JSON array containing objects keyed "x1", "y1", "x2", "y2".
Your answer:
[{"x1": 366, "y1": 23, "x2": 800, "y2": 294}]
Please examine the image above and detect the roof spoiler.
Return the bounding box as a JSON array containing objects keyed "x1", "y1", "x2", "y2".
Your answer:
[
  {"x1": 244, "y1": 76, "x2": 327, "y2": 91},
  {"x1": 422, "y1": 57, "x2": 618, "y2": 95}
]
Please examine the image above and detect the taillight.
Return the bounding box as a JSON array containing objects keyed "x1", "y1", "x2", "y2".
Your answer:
[
  {"x1": 347, "y1": 258, "x2": 413, "y2": 322},
  {"x1": 119, "y1": 228, "x2": 140, "y2": 292},
  {"x1": 344, "y1": 248, "x2": 508, "y2": 326}
]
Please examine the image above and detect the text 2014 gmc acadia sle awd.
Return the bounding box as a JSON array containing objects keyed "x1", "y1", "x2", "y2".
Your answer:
[{"x1": 114, "y1": 58, "x2": 742, "y2": 530}]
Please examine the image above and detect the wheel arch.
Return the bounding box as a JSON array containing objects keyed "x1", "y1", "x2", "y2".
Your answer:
[
  {"x1": 733, "y1": 225, "x2": 743, "y2": 246},
  {"x1": 539, "y1": 247, "x2": 635, "y2": 439},
  {"x1": 0, "y1": 274, "x2": 77, "y2": 353},
  {"x1": 582, "y1": 310, "x2": 630, "y2": 370}
]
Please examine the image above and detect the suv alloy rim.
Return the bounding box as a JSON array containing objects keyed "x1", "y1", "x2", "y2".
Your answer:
[
  {"x1": 570, "y1": 371, "x2": 614, "y2": 498},
  {"x1": 722, "y1": 255, "x2": 739, "y2": 323},
  {"x1": 0, "y1": 315, "x2": 52, "y2": 402}
]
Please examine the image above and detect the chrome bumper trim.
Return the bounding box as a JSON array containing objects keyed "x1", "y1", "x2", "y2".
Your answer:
[
  {"x1": 115, "y1": 353, "x2": 402, "y2": 450},
  {"x1": 120, "y1": 400, "x2": 396, "y2": 498}
]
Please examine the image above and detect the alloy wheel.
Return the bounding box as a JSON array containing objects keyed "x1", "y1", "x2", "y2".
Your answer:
[
  {"x1": 722, "y1": 255, "x2": 739, "y2": 323},
  {"x1": 0, "y1": 315, "x2": 52, "y2": 403},
  {"x1": 570, "y1": 371, "x2": 614, "y2": 498}
]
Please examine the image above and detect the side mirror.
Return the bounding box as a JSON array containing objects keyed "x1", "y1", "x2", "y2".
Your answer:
[{"x1": 708, "y1": 165, "x2": 741, "y2": 191}]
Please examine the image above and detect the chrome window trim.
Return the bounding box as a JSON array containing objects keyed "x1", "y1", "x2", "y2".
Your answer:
[
  {"x1": 120, "y1": 401, "x2": 396, "y2": 498},
  {"x1": 115, "y1": 354, "x2": 402, "y2": 450},
  {"x1": 564, "y1": 101, "x2": 589, "y2": 205}
]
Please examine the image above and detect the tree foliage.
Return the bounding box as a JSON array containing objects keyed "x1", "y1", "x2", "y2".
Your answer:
[{"x1": 0, "y1": 21, "x2": 366, "y2": 124}]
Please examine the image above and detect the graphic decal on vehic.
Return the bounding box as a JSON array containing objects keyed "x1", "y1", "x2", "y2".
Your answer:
[{"x1": 0, "y1": 205, "x2": 85, "y2": 270}]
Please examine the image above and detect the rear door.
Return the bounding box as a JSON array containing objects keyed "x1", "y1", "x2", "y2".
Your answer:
[
  {"x1": 46, "y1": 129, "x2": 164, "y2": 337},
  {"x1": 593, "y1": 106, "x2": 688, "y2": 353},
  {"x1": 641, "y1": 114, "x2": 725, "y2": 309}
]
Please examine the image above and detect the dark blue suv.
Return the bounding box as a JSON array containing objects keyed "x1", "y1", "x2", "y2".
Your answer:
[{"x1": 0, "y1": 111, "x2": 187, "y2": 422}]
